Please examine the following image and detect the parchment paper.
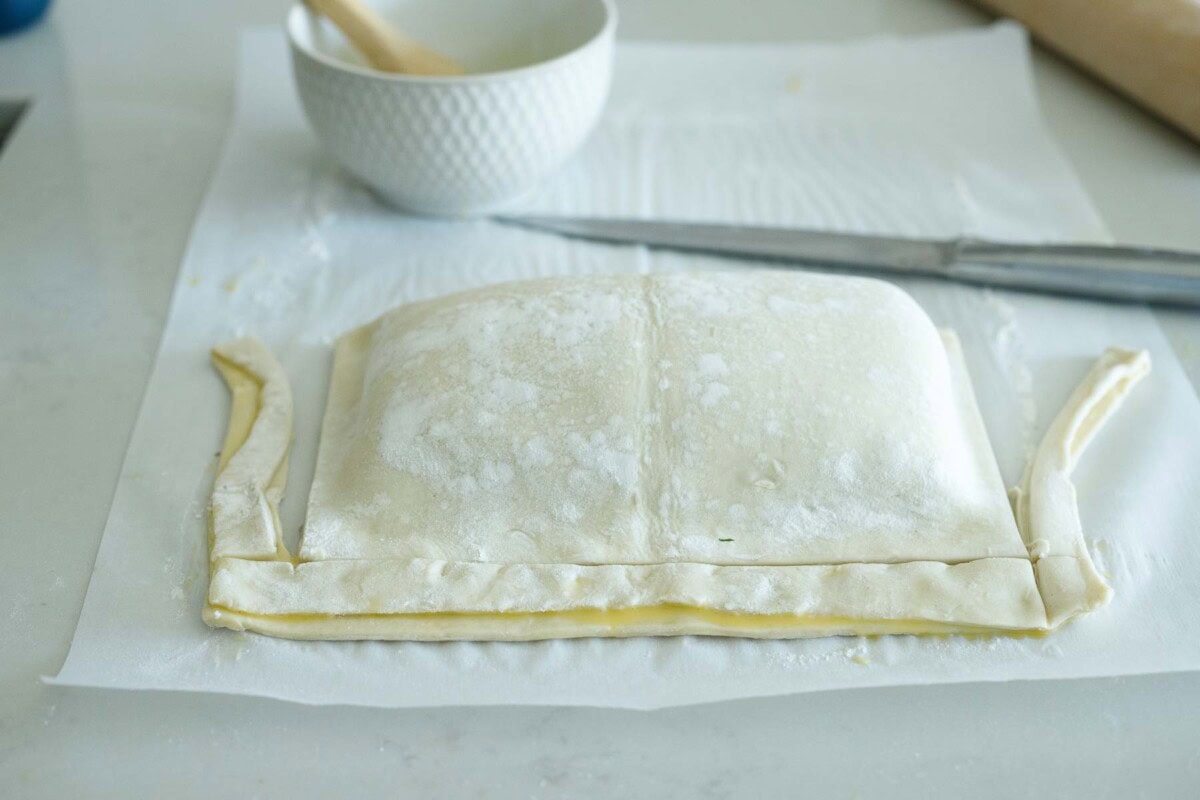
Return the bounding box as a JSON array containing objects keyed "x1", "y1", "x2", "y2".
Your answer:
[{"x1": 50, "y1": 23, "x2": 1200, "y2": 709}]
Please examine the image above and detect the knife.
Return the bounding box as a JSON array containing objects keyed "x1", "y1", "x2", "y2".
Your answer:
[{"x1": 495, "y1": 215, "x2": 1200, "y2": 308}]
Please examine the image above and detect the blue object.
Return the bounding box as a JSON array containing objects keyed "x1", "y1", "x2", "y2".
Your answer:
[{"x1": 0, "y1": 0, "x2": 51, "y2": 36}]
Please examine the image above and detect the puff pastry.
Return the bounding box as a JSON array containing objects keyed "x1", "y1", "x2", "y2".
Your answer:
[{"x1": 204, "y1": 272, "x2": 1149, "y2": 640}]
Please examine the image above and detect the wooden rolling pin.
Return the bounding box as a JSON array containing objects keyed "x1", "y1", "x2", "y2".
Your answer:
[
  {"x1": 972, "y1": 0, "x2": 1200, "y2": 144},
  {"x1": 304, "y1": 0, "x2": 466, "y2": 76}
]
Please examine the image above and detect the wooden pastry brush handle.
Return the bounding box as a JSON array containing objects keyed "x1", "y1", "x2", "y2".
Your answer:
[{"x1": 304, "y1": 0, "x2": 466, "y2": 76}]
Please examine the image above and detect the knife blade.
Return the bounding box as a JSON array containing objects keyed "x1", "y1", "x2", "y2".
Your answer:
[{"x1": 495, "y1": 215, "x2": 1200, "y2": 307}]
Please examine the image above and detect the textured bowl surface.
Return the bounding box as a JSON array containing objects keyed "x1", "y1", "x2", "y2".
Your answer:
[{"x1": 288, "y1": 0, "x2": 615, "y2": 215}]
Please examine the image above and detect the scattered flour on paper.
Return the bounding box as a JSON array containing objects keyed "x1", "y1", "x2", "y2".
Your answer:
[{"x1": 982, "y1": 289, "x2": 1038, "y2": 459}]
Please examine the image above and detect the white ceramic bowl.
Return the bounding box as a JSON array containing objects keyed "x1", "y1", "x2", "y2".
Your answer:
[{"x1": 287, "y1": 0, "x2": 616, "y2": 216}]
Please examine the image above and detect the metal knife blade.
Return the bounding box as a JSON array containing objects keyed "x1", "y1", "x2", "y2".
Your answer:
[{"x1": 495, "y1": 215, "x2": 1200, "y2": 307}]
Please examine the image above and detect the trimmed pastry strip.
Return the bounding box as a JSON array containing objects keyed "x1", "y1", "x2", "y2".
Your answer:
[
  {"x1": 205, "y1": 556, "x2": 1048, "y2": 635},
  {"x1": 210, "y1": 339, "x2": 293, "y2": 562},
  {"x1": 204, "y1": 606, "x2": 1045, "y2": 642},
  {"x1": 1013, "y1": 347, "x2": 1151, "y2": 626}
]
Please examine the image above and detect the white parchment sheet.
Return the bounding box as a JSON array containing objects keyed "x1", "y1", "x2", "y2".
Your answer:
[{"x1": 51, "y1": 24, "x2": 1200, "y2": 709}]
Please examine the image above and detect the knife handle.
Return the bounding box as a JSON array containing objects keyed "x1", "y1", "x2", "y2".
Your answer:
[{"x1": 952, "y1": 240, "x2": 1200, "y2": 307}]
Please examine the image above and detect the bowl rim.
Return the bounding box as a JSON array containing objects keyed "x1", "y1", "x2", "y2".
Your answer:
[{"x1": 286, "y1": 0, "x2": 617, "y2": 84}]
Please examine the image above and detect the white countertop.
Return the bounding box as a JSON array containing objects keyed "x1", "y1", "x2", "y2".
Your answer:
[{"x1": 2, "y1": 0, "x2": 1198, "y2": 796}]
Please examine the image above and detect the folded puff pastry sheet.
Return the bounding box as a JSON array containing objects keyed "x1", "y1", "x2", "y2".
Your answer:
[{"x1": 205, "y1": 271, "x2": 1149, "y2": 640}]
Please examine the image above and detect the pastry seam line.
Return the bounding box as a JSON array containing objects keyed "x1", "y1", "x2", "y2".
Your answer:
[{"x1": 275, "y1": 554, "x2": 1034, "y2": 569}]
